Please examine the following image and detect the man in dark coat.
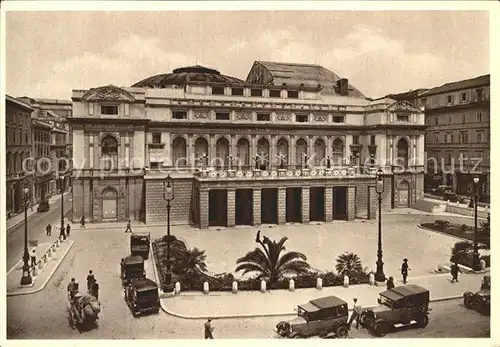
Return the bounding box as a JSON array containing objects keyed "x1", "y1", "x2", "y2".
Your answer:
[
  {"x1": 46, "y1": 224, "x2": 52, "y2": 236},
  {"x1": 66, "y1": 223, "x2": 71, "y2": 237},
  {"x1": 125, "y1": 220, "x2": 132, "y2": 233},
  {"x1": 450, "y1": 262, "x2": 462, "y2": 283},
  {"x1": 204, "y1": 317, "x2": 214, "y2": 339},
  {"x1": 401, "y1": 258, "x2": 410, "y2": 284},
  {"x1": 386, "y1": 276, "x2": 395, "y2": 290},
  {"x1": 80, "y1": 216, "x2": 86, "y2": 228},
  {"x1": 86, "y1": 270, "x2": 95, "y2": 292},
  {"x1": 90, "y1": 280, "x2": 99, "y2": 301}
]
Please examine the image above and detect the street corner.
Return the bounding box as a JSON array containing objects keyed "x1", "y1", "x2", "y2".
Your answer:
[{"x1": 7, "y1": 239, "x2": 75, "y2": 296}]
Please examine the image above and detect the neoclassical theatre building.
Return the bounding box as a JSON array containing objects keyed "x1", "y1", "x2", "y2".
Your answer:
[{"x1": 70, "y1": 62, "x2": 426, "y2": 228}]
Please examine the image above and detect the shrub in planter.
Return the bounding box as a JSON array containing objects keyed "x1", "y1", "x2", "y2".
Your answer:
[
  {"x1": 451, "y1": 241, "x2": 473, "y2": 256},
  {"x1": 434, "y1": 220, "x2": 450, "y2": 229},
  {"x1": 450, "y1": 250, "x2": 473, "y2": 268},
  {"x1": 322, "y1": 271, "x2": 342, "y2": 287},
  {"x1": 460, "y1": 224, "x2": 468, "y2": 232}
]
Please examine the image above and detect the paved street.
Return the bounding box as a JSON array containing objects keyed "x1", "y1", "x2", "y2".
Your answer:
[{"x1": 6, "y1": 194, "x2": 72, "y2": 270}]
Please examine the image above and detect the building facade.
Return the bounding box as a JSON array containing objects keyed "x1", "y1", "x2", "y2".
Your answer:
[
  {"x1": 31, "y1": 118, "x2": 53, "y2": 203},
  {"x1": 420, "y1": 75, "x2": 490, "y2": 201},
  {"x1": 5, "y1": 95, "x2": 34, "y2": 217},
  {"x1": 69, "y1": 63, "x2": 426, "y2": 228}
]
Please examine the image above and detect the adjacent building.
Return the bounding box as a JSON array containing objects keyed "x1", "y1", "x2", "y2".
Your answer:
[
  {"x1": 69, "y1": 62, "x2": 426, "y2": 228},
  {"x1": 31, "y1": 116, "x2": 53, "y2": 203},
  {"x1": 5, "y1": 95, "x2": 34, "y2": 217}
]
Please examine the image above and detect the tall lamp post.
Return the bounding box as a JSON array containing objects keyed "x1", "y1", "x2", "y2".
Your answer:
[
  {"x1": 20, "y1": 182, "x2": 32, "y2": 285},
  {"x1": 374, "y1": 169, "x2": 386, "y2": 282},
  {"x1": 59, "y1": 176, "x2": 66, "y2": 241},
  {"x1": 472, "y1": 176, "x2": 481, "y2": 271},
  {"x1": 163, "y1": 174, "x2": 175, "y2": 293}
]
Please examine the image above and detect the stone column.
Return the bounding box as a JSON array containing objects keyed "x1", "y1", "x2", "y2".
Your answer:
[
  {"x1": 250, "y1": 136, "x2": 257, "y2": 167},
  {"x1": 290, "y1": 135, "x2": 296, "y2": 167},
  {"x1": 301, "y1": 186, "x2": 310, "y2": 224},
  {"x1": 200, "y1": 189, "x2": 209, "y2": 229},
  {"x1": 187, "y1": 135, "x2": 194, "y2": 167},
  {"x1": 227, "y1": 188, "x2": 236, "y2": 228},
  {"x1": 324, "y1": 186, "x2": 333, "y2": 222},
  {"x1": 278, "y1": 187, "x2": 286, "y2": 225},
  {"x1": 253, "y1": 188, "x2": 261, "y2": 226},
  {"x1": 209, "y1": 135, "x2": 216, "y2": 164},
  {"x1": 367, "y1": 185, "x2": 378, "y2": 220},
  {"x1": 347, "y1": 186, "x2": 356, "y2": 221}
]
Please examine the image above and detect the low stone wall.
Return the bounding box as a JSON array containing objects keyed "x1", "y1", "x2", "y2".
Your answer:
[{"x1": 445, "y1": 202, "x2": 489, "y2": 219}]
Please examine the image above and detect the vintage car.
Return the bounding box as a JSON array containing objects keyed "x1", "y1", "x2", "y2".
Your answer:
[
  {"x1": 124, "y1": 278, "x2": 160, "y2": 317},
  {"x1": 130, "y1": 232, "x2": 151, "y2": 259},
  {"x1": 463, "y1": 289, "x2": 490, "y2": 316},
  {"x1": 275, "y1": 296, "x2": 349, "y2": 338},
  {"x1": 120, "y1": 255, "x2": 146, "y2": 286},
  {"x1": 360, "y1": 284, "x2": 430, "y2": 337}
]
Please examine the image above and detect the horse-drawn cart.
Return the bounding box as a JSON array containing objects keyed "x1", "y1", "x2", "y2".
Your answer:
[{"x1": 67, "y1": 292, "x2": 101, "y2": 331}]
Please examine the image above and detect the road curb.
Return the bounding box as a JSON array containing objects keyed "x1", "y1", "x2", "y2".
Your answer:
[
  {"x1": 7, "y1": 240, "x2": 75, "y2": 296},
  {"x1": 160, "y1": 294, "x2": 465, "y2": 320},
  {"x1": 417, "y1": 224, "x2": 483, "y2": 244}
]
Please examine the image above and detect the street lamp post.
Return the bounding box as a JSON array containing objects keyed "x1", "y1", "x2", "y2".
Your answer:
[
  {"x1": 59, "y1": 176, "x2": 66, "y2": 241},
  {"x1": 472, "y1": 176, "x2": 481, "y2": 271},
  {"x1": 374, "y1": 169, "x2": 386, "y2": 282},
  {"x1": 20, "y1": 182, "x2": 32, "y2": 285},
  {"x1": 163, "y1": 174, "x2": 175, "y2": 293}
]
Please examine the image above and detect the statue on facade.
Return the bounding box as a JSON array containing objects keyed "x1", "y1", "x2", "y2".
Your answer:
[
  {"x1": 254, "y1": 154, "x2": 260, "y2": 170},
  {"x1": 227, "y1": 155, "x2": 233, "y2": 170},
  {"x1": 326, "y1": 155, "x2": 331, "y2": 169},
  {"x1": 303, "y1": 153, "x2": 309, "y2": 169},
  {"x1": 199, "y1": 153, "x2": 209, "y2": 169}
]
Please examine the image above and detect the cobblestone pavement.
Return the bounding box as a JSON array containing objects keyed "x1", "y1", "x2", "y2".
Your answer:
[{"x1": 6, "y1": 194, "x2": 72, "y2": 269}]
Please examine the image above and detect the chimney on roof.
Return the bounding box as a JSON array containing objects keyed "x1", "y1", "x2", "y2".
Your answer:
[{"x1": 337, "y1": 78, "x2": 349, "y2": 96}]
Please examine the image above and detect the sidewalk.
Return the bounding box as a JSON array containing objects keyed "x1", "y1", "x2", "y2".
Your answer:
[
  {"x1": 6, "y1": 192, "x2": 71, "y2": 232},
  {"x1": 7, "y1": 239, "x2": 74, "y2": 296},
  {"x1": 160, "y1": 272, "x2": 488, "y2": 319}
]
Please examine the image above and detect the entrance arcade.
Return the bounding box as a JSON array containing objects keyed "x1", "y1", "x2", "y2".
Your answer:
[
  {"x1": 261, "y1": 188, "x2": 278, "y2": 224},
  {"x1": 209, "y1": 189, "x2": 227, "y2": 227},
  {"x1": 235, "y1": 189, "x2": 253, "y2": 225},
  {"x1": 286, "y1": 187, "x2": 302, "y2": 223}
]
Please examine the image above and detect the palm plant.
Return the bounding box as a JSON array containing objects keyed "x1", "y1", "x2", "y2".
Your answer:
[
  {"x1": 335, "y1": 252, "x2": 365, "y2": 278},
  {"x1": 173, "y1": 247, "x2": 208, "y2": 279},
  {"x1": 235, "y1": 231, "x2": 310, "y2": 288}
]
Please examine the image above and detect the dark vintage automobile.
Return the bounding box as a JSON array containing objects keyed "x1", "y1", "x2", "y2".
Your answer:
[
  {"x1": 120, "y1": 255, "x2": 146, "y2": 286},
  {"x1": 124, "y1": 278, "x2": 160, "y2": 317},
  {"x1": 275, "y1": 296, "x2": 350, "y2": 338},
  {"x1": 360, "y1": 284, "x2": 430, "y2": 337},
  {"x1": 464, "y1": 289, "x2": 490, "y2": 316},
  {"x1": 131, "y1": 232, "x2": 151, "y2": 259}
]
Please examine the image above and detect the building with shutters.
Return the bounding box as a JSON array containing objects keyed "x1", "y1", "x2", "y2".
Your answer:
[{"x1": 69, "y1": 62, "x2": 426, "y2": 228}]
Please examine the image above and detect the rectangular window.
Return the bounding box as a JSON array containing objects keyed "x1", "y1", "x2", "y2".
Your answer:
[
  {"x1": 447, "y1": 95, "x2": 453, "y2": 104},
  {"x1": 150, "y1": 162, "x2": 160, "y2": 169},
  {"x1": 477, "y1": 131, "x2": 483, "y2": 143},
  {"x1": 172, "y1": 111, "x2": 187, "y2": 119},
  {"x1": 461, "y1": 92, "x2": 467, "y2": 102},
  {"x1": 211, "y1": 87, "x2": 225, "y2": 95},
  {"x1": 397, "y1": 114, "x2": 409, "y2": 122},
  {"x1": 231, "y1": 88, "x2": 244, "y2": 96},
  {"x1": 477, "y1": 112, "x2": 482, "y2": 122},
  {"x1": 287, "y1": 90, "x2": 299, "y2": 99},
  {"x1": 296, "y1": 114, "x2": 308, "y2": 123},
  {"x1": 434, "y1": 133, "x2": 439, "y2": 143},
  {"x1": 353, "y1": 135, "x2": 359, "y2": 144},
  {"x1": 450, "y1": 133, "x2": 454, "y2": 143},
  {"x1": 333, "y1": 116, "x2": 345, "y2": 123},
  {"x1": 256, "y1": 113, "x2": 270, "y2": 121},
  {"x1": 152, "y1": 133, "x2": 161, "y2": 144},
  {"x1": 215, "y1": 112, "x2": 230, "y2": 120},
  {"x1": 462, "y1": 114, "x2": 466, "y2": 124},
  {"x1": 460, "y1": 131, "x2": 469, "y2": 143},
  {"x1": 476, "y1": 88, "x2": 483, "y2": 101},
  {"x1": 370, "y1": 135, "x2": 376, "y2": 145},
  {"x1": 269, "y1": 90, "x2": 281, "y2": 98},
  {"x1": 101, "y1": 105, "x2": 119, "y2": 115},
  {"x1": 434, "y1": 117, "x2": 438, "y2": 125},
  {"x1": 250, "y1": 89, "x2": 262, "y2": 97}
]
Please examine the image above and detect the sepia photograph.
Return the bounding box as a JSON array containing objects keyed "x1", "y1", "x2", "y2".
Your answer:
[{"x1": 1, "y1": 1, "x2": 496, "y2": 343}]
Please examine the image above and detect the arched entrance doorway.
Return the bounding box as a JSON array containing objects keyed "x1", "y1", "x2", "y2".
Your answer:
[
  {"x1": 102, "y1": 188, "x2": 118, "y2": 220},
  {"x1": 397, "y1": 181, "x2": 410, "y2": 207}
]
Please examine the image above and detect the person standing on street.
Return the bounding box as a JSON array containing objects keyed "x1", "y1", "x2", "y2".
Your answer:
[
  {"x1": 66, "y1": 223, "x2": 71, "y2": 237},
  {"x1": 348, "y1": 298, "x2": 362, "y2": 330},
  {"x1": 204, "y1": 317, "x2": 214, "y2": 339},
  {"x1": 46, "y1": 224, "x2": 52, "y2": 236},
  {"x1": 90, "y1": 280, "x2": 99, "y2": 301},
  {"x1": 450, "y1": 262, "x2": 462, "y2": 283},
  {"x1": 386, "y1": 276, "x2": 395, "y2": 290},
  {"x1": 125, "y1": 220, "x2": 132, "y2": 233},
  {"x1": 87, "y1": 270, "x2": 95, "y2": 292},
  {"x1": 67, "y1": 278, "x2": 78, "y2": 300},
  {"x1": 401, "y1": 258, "x2": 410, "y2": 284},
  {"x1": 30, "y1": 247, "x2": 37, "y2": 268},
  {"x1": 80, "y1": 216, "x2": 86, "y2": 228}
]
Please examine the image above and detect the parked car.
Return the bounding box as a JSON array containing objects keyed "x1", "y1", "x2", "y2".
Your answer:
[
  {"x1": 37, "y1": 200, "x2": 50, "y2": 212},
  {"x1": 359, "y1": 284, "x2": 430, "y2": 337},
  {"x1": 463, "y1": 289, "x2": 490, "y2": 316},
  {"x1": 120, "y1": 255, "x2": 146, "y2": 287},
  {"x1": 124, "y1": 278, "x2": 160, "y2": 317},
  {"x1": 275, "y1": 295, "x2": 349, "y2": 338},
  {"x1": 130, "y1": 232, "x2": 151, "y2": 260}
]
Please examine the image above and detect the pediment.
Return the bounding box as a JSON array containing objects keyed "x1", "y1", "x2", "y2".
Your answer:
[
  {"x1": 82, "y1": 85, "x2": 135, "y2": 102},
  {"x1": 387, "y1": 101, "x2": 421, "y2": 113}
]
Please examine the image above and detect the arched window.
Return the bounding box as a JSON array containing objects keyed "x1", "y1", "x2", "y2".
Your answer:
[
  {"x1": 215, "y1": 137, "x2": 230, "y2": 168},
  {"x1": 101, "y1": 135, "x2": 118, "y2": 171},
  {"x1": 397, "y1": 138, "x2": 409, "y2": 167},
  {"x1": 236, "y1": 138, "x2": 250, "y2": 168},
  {"x1": 172, "y1": 137, "x2": 187, "y2": 167},
  {"x1": 257, "y1": 138, "x2": 270, "y2": 170},
  {"x1": 276, "y1": 138, "x2": 289, "y2": 167},
  {"x1": 6, "y1": 152, "x2": 11, "y2": 175},
  {"x1": 194, "y1": 137, "x2": 209, "y2": 167},
  {"x1": 332, "y1": 138, "x2": 344, "y2": 166},
  {"x1": 295, "y1": 138, "x2": 308, "y2": 168},
  {"x1": 314, "y1": 139, "x2": 326, "y2": 166}
]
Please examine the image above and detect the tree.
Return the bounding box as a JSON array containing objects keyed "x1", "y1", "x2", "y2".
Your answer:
[
  {"x1": 173, "y1": 247, "x2": 208, "y2": 279},
  {"x1": 335, "y1": 252, "x2": 365, "y2": 279},
  {"x1": 235, "y1": 231, "x2": 310, "y2": 288}
]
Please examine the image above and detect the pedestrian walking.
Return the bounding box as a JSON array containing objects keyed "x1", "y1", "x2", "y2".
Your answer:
[
  {"x1": 401, "y1": 258, "x2": 410, "y2": 284},
  {"x1": 66, "y1": 223, "x2": 71, "y2": 237},
  {"x1": 90, "y1": 280, "x2": 99, "y2": 301},
  {"x1": 348, "y1": 298, "x2": 362, "y2": 330},
  {"x1": 450, "y1": 262, "x2": 462, "y2": 283},
  {"x1": 30, "y1": 247, "x2": 37, "y2": 268},
  {"x1": 80, "y1": 216, "x2": 86, "y2": 228},
  {"x1": 204, "y1": 317, "x2": 214, "y2": 339},
  {"x1": 86, "y1": 270, "x2": 95, "y2": 292},
  {"x1": 46, "y1": 224, "x2": 52, "y2": 236},
  {"x1": 67, "y1": 278, "x2": 78, "y2": 300},
  {"x1": 386, "y1": 276, "x2": 395, "y2": 290},
  {"x1": 125, "y1": 220, "x2": 132, "y2": 233}
]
